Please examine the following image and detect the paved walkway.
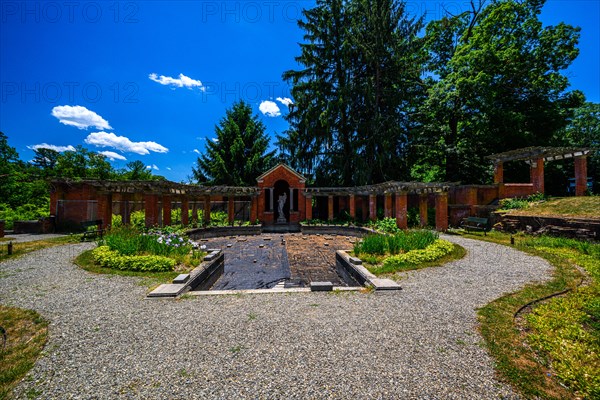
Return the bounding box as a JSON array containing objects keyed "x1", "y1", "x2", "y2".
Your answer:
[
  {"x1": 0, "y1": 235, "x2": 552, "y2": 399},
  {"x1": 1, "y1": 232, "x2": 68, "y2": 243}
]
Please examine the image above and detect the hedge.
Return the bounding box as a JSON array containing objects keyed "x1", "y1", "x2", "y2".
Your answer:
[
  {"x1": 381, "y1": 239, "x2": 454, "y2": 270},
  {"x1": 91, "y1": 245, "x2": 176, "y2": 272}
]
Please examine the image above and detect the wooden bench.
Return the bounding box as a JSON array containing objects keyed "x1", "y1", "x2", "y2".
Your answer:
[
  {"x1": 462, "y1": 217, "x2": 490, "y2": 235},
  {"x1": 81, "y1": 219, "x2": 104, "y2": 241}
]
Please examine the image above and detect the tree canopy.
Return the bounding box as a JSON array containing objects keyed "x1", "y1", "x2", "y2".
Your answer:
[{"x1": 278, "y1": 0, "x2": 593, "y2": 189}]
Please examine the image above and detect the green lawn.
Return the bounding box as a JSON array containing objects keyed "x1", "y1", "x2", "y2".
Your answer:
[
  {"x1": 464, "y1": 231, "x2": 599, "y2": 399},
  {"x1": 504, "y1": 197, "x2": 600, "y2": 219}
]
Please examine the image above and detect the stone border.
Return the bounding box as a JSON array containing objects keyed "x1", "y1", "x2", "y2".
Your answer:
[
  {"x1": 336, "y1": 250, "x2": 402, "y2": 291},
  {"x1": 147, "y1": 250, "x2": 224, "y2": 298},
  {"x1": 300, "y1": 225, "x2": 375, "y2": 237},
  {"x1": 187, "y1": 226, "x2": 262, "y2": 239}
]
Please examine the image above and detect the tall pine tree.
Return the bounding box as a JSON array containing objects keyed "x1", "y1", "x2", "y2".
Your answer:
[
  {"x1": 280, "y1": 0, "x2": 425, "y2": 185},
  {"x1": 192, "y1": 101, "x2": 276, "y2": 185}
]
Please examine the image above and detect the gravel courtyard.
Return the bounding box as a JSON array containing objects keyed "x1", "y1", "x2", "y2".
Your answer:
[{"x1": 0, "y1": 235, "x2": 552, "y2": 399}]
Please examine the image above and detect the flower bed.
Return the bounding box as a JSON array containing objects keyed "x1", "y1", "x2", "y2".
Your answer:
[{"x1": 95, "y1": 226, "x2": 206, "y2": 272}]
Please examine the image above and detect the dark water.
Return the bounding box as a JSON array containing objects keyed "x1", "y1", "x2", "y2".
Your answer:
[{"x1": 206, "y1": 236, "x2": 291, "y2": 290}]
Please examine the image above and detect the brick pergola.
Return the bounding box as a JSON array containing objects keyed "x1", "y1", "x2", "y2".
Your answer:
[
  {"x1": 50, "y1": 179, "x2": 261, "y2": 230},
  {"x1": 488, "y1": 147, "x2": 591, "y2": 197},
  {"x1": 305, "y1": 181, "x2": 454, "y2": 231}
]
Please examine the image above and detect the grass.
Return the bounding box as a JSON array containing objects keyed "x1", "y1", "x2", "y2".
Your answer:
[
  {"x1": 462, "y1": 230, "x2": 599, "y2": 399},
  {"x1": 366, "y1": 243, "x2": 466, "y2": 277},
  {"x1": 74, "y1": 250, "x2": 181, "y2": 289},
  {"x1": 0, "y1": 235, "x2": 80, "y2": 263},
  {"x1": 354, "y1": 230, "x2": 438, "y2": 256},
  {"x1": 502, "y1": 196, "x2": 600, "y2": 219},
  {"x1": 0, "y1": 305, "x2": 48, "y2": 400}
]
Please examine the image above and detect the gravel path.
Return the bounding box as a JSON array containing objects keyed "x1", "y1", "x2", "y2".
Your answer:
[
  {"x1": 1, "y1": 232, "x2": 68, "y2": 243},
  {"x1": 0, "y1": 235, "x2": 553, "y2": 399}
]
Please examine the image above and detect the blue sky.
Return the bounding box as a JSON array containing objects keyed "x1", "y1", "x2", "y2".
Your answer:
[{"x1": 1, "y1": 0, "x2": 598, "y2": 183}]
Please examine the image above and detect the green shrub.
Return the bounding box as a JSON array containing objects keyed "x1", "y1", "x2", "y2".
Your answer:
[
  {"x1": 370, "y1": 217, "x2": 400, "y2": 234},
  {"x1": 380, "y1": 239, "x2": 454, "y2": 271},
  {"x1": 355, "y1": 234, "x2": 388, "y2": 255},
  {"x1": 0, "y1": 203, "x2": 49, "y2": 230},
  {"x1": 101, "y1": 226, "x2": 198, "y2": 257},
  {"x1": 92, "y1": 246, "x2": 175, "y2": 272},
  {"x1": 130, "y1": 210, "x2": 145, "y2": 229}
]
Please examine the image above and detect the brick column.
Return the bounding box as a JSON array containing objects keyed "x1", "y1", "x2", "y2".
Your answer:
[
  {"x1": 369, "y1": 194, "x2": 376, "y2": 221},
  {"x1": 162, "y1": 195, "x2": 171, "y2": 226},
  {"x1": 181, "y1": 196, "x2": 189, "y2": 226},
  {"x1": 50, "y1": 189, "x2": 59, "y2": 216},
  {"x1": 305, "y1": 195, "x2": 313, "y2": 221},
  {"x1": 145, "y1": 194, "x2": 159, "y2": 228},
  {"x1": 395, "y1": 192, "x2": 408, "y2": 229},
  {"x1": 228, "y1": 196, "x2": 235, "y2": 225},
  {"x1": 466, "y1": 187, "x2": 478, "y2": 216},
  {"x1": 349, "y1": 194, "x2": 356, "y2": 219},
  {"x1": 97, "y1": 194, "x2": 112, "y2": 229},
  {"x1": 384, "y1": 194, "x2": 392, "y2": 218},
  {"x1": 419, "y1": 194, "x2": 428, "y2": 227},
  {"x1": 250, "y1": 196, "x2": 258, "y2": 223},
  {"x1": 575, "y1": 155, "x2": 588, "y2": 196},
  {"x1": 435, "y1": 192, "x2": 448, "y2": 232},
  {"x1": 493, "y1": 161, "x2": 504, "y2": 184},
  {"x1": 328, "y1": 195, "x2": 334, "y2": 221},
  {"x1": 191, "y1": 201, "x2": 198, "y2": 223},
  {"x1": 203, "y1": 195, "x2": 211, "y2": 226},
  {"x1": 530, "y1": 157, "x2": 545, "y2": 194}
]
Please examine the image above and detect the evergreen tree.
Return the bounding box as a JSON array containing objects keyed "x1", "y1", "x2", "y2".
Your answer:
[
  {"x1": 192, "y1": 101, "x2": 276, "y2": 185},
  {"x1": 280, "y1": 0, "x2": 425, "y2": 185}
]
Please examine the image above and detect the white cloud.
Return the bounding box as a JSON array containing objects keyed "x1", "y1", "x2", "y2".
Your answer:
[
  {"x1": 259, "y1": 100, "x2": 281, "y2": 117},
  {"x1": 212, "y1": 138, "x2": 219, "y2": 143},
  {"x1": 28, "y1": 143, "x2": 76, "y2": 152},
  {"x1": 149, "y1": 73, "x2": 205, "y2": 90},
  {"x1": 146, "y1": 164, "x2": 159, "y2": 170},
  {"x1": 193, "y1": 148, "x2": 201, "y2": 154},
  {"x1": 166, "y1": 167, "x2": 172, "y2": 171},
  {"x1": 98, "y1": 151, "x2": 127, "y2": 161},
  {"x1": 51, "y1": 105, "x2": 112, "y2": 130},
  {"x1": 276, "y1": 97, "x2": 293, "y2": 107},
  {"x1": 84, "y1": 132, "x2": 169, "y2": 155}
]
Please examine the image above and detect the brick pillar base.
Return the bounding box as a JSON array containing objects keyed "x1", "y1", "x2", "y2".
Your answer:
[
  {"x1": 349, "y1": 195, "x2": 355, "y2": 219},
  {"x1": 435, "y1": 193, "x2": 448, "y2": 232},
  {"x1": 395, "y1": 192, "x2": 408, "y2": 229}
]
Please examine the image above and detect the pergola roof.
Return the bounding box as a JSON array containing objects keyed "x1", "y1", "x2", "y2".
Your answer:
[
  {"x1": 50, "y1": 179, "x2": 261, "y2": 196},
  {"x1": 487, "y1": 146, "x2": 591, "y2": 163},
  {"x1": 305, "y1": 181, "x2": 455, "y2": 196}
]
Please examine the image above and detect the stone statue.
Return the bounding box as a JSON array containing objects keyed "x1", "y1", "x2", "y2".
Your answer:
[{"x1": 277, "y1": 192, "x2": 287, "y2": 221}]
